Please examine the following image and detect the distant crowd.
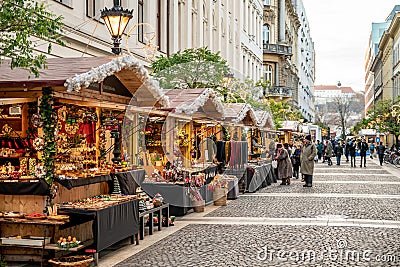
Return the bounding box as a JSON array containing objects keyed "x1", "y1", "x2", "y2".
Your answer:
[{"x1": 269, "y1": 136, "x2": 390, "y2": 188}]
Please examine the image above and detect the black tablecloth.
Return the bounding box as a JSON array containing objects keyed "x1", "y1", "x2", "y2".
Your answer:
[
  {"x1": 62, "y1": 199, "x2": 139, "y2": 252},
  {"x1": 0, "y1": 179, "x2": 49, "y2": 195},
  {"x1": 114, "y1": 169, "x2": 146, "y2": 195},
  {"x1": 55, "y1": 175, "x2": 112, "y2": 190},
  {"x1": 247, "y1": 164, "x2": 273, "y2": 192}
]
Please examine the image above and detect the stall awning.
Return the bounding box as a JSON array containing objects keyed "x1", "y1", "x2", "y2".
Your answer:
[
  {"x1": 161, "y1": 88, "x2": 225, "y2": 120},
  {"x1": 0, "y1": 56, "x2": 169, "y2": 107},
  {"x1": 279, "y1": 120, "x2": 302, "y2": 132},
  {"x1": 254, "y1": 110, "x2": 274, "y2": 129},
  {"x1": 223, "y1": 103, "x2": 258, "y2": 126}
]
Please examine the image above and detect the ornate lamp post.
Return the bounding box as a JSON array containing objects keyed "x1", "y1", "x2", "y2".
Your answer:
[{"x1": 101, "y1": 0, "x2": 133, "y2": 55}]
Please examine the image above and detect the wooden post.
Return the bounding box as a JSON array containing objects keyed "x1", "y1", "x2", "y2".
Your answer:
[{"x1": 21, "y1": 103, "x2": 28, "y2": 138}]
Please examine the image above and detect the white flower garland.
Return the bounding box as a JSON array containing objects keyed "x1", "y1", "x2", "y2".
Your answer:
[
  {"x1": 174, "y1": 88, "x2": 225, "y2": 118},
  {"x1": 64, "y1": 55, "x2": 170, "y2": 107}
]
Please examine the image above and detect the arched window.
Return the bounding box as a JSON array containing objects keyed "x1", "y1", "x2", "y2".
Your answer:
[{"x1": 262, "y1": 24, "x2": 270, "y2": 44}]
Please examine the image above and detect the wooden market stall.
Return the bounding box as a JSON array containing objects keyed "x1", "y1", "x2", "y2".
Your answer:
[
  {"x1": 141, "y1": 88, "x2": 225, "y2": 216},
  {"x1": 222, "y1": 104, "x2": 276, "y2": 193},
  {"x1": 0, "y1": 55, "x2": 169, "y2": 263}
]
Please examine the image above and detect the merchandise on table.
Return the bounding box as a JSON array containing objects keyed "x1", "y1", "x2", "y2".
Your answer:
[{"x1": 58, "y1": 195, "x2": 137, "y2": 210}]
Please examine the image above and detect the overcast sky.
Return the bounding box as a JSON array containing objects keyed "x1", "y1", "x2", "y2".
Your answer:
[{"x1": 302, "y1": 0, "x2": 399, "y2": 92}]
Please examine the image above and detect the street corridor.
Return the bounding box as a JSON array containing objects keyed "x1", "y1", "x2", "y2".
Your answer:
[{"x1": 102, "y1": 158, "x2": 400, "y2": 267}]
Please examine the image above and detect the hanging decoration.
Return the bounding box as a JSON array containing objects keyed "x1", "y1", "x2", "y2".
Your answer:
[
  {"x1": 126, "y1": 23, "x2": 158, "y2": 61},
  {"x1": 40, "y1": 87, "x2": 57, "y2": 185}
]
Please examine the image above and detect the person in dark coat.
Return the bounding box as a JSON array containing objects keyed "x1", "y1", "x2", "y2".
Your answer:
[
  {"x1": 349, "y1": 139, "x2": 357, "y2": 167},
  {"x1": 275, "y1": 143, "x2": 293, "y2": 185},
  {"x1": 300, "y1": 135, "x2": 316, "y2": 187},
  {"x1": 334, "y1": 144, "x2": 343, "y2": 165},
  {"x1": 344, "y1": 139, "x2": 350, "y2": 162},
  {"x1": 358, "y1": 138, "x2": 368, "y2": 167},
  {"x1": 377, "y1": 142, "x2": 386, "y2": 166},
  {"x1": 291, "y1": 144, "x2": 301, "y2": 179}
]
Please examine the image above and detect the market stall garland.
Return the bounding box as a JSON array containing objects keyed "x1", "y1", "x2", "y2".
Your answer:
[
  {"x1": 64, "y1": 55, "x2": 170, "y2": 107},
  {"x1": 40, "y1": 87, "x2": 57, "y2": 185}
]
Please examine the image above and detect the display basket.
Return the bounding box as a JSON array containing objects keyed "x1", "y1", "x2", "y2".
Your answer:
[
  {"x1": 48, "y1": 255, "x2": 93, "y2": 267},
  {"x1": 192, "y1": 200, "x2": 205, "y2": 213},
  {"x1": 213, "y1": 187, "x2": 227, "y2": 206}
]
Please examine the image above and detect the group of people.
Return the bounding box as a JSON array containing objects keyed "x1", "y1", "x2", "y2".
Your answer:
[
  {"x1": 271, "y1": 134, "x2": 316, "y2": 187},
  {"x1": 315, "y1": 138, "x2": 387, "y2": 167},
  {"x1": 269, "y1": 135, "x2": 389, "y2": 188}
]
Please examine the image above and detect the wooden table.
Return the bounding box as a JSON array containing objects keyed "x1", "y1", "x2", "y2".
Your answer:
[
  {"x1": 138, "y1": 204, "x2": 170, "y2": 242},
  {"x1": 0, "y1": 218, "x2": 67, "y2": 266}
]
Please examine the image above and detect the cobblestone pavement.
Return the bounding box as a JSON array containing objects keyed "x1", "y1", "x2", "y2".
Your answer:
[
  {"x1": 107, "y1": 158, "x2": 400, "y2": 267},
  {"x1": 115, "y1": 225, "x2": 400, "y2": 267}
]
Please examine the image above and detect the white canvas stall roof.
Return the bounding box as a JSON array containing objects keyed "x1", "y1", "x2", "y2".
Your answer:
[
  {"x1": 162, "y1": 88, "x2": 225, "y2": 119},
  {"x1": 279, "y1": 120, "x2": 302, "y2": 132},
  {"x1": 223, "y1": 103, "x2": 258, "y2": 126}
]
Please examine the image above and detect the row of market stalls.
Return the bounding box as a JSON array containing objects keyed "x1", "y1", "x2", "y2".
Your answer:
[{"x1": 0, "y1": 55, "x2": 276, "y2": 264}]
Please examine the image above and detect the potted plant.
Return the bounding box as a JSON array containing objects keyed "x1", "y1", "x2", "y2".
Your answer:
[{"x1": 208, "y1": 174, "x2": 228, "y2": 206}]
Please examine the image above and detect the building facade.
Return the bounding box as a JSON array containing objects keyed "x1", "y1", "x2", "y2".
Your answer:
[
  {"x1": 262, "y1": 0, "x2": 315, "y2": 122},
  {"x1": 366, "y1": 5, "x2": 400, "y2": 114},
  {"x1": 293, "y1": 0, "x2": 315, "y2": 122},
  {"x1": 35, "y1": 0, "x2": 264, "y2": 83}
]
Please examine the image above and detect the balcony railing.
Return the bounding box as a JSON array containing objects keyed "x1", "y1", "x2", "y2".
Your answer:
[
  {"x1": 265, "y1": 86, "x2": 294, "y2": 97},
  {"x1": 263, "y1": 43, "x2": 292, "y2": 56}
]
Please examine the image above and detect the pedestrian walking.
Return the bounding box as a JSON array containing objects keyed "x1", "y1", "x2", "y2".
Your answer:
[
  {"x1": 344, "y1": 139, "x2": 350, "y2": 162},
  {"x1": 275, "y1": 143, "x2": 293, "y2": 185},
  {"x1": 358, "y1": 138, "x2": 368, "y2": 167},
  {"x1": 369, "y1": 142, "x2": 375, "y2": 159},
  {"x1": 316, "y1": 140, "x2": 323, "y2": 162},
  {"x1": 325, "y1": 140, "x2": 333, "y2": 166},
  {"x1": 377, "y1": 142, "x2": 385, "y2": 166},
  {"x1": 334, "y1": 143, "x2": 343, "y2": 165},
  {"x1": 301, "y1": 135, "x2": 316, "y2": 187},
  {"x1": 291, "y1": 144, "x2": 301, "y2": 179},
  {"x1": 349, "y1": 139, "x2": 357, "y2": 167}
]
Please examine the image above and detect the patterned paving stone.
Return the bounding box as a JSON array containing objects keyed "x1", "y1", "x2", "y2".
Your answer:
[
  {"x1": 114, "y1": 224, "x2": 400, "y2": 267},
  {"x1": 314, "y1": 168, "x2": 390, "y2": 174},
  {"x1": 205, "y1": 196, "x2": 400, "y2": 220},
  {"x1": 258, "y1": 182, "x2": 400, "y2": 195},
  {"x1": 312, "y1": 174, "x2": 399, "y2": 182}
]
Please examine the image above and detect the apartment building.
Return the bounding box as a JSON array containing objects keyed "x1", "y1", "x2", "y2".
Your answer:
[
  {"x1": 262, "y1": 0, "x2": 315, "y2": 122},
  {"x1": 35, "y1": 0, "x2": 264, "y2": 82},
  {"x1": 366, "y1": 5, "x2": 400, "y2": 113}
]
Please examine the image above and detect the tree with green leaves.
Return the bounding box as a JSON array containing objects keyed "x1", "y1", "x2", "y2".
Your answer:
[
  {"x1": 268, "y1": 99, "x2": 304, "y2": 129},
  {"x1": 0, "y1": 0, "x2": 64, "y2": 77},
  {"x1": 361, "y1": 98, "x2": 400, "y2": 145},
  {"x1": 151, "y1": 47, "x2": 230, "y2": 90}
]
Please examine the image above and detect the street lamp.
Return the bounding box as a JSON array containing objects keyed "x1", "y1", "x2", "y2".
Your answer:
[
  {"x1": 222, "y1": 73, "x2": 234, "y2": 101},
  {"x1": 101, "y1": 0, "x2": 133, "y2": 55}
]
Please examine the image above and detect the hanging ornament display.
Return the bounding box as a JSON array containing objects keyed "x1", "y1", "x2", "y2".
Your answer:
[
  {"x1": 32, "y1": 114, "x2": 43, "y2": 128},
  {"x1": 33, "y1": 137, "x2": 45, "y2": 151}
]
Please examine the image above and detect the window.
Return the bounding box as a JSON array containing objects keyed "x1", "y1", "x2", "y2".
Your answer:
[
  {"x1": 264, "y1": 0, "x2": 270, "y2": 5},
  {"x1": 86, "y1": 0, "x2": 98, "y2": 18},
  {"x1": 264, "y1": 64, "x2": 273, "y2": 85},
  {"x1": 54, "y1": 0, "x2": 72, "y2": 8},
  {"x1": 138, "y1": 0, "x2": 144, "y2": 43},
  {"x1": 262, "y1": 24, "x2": 270, "y2": 44}
]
